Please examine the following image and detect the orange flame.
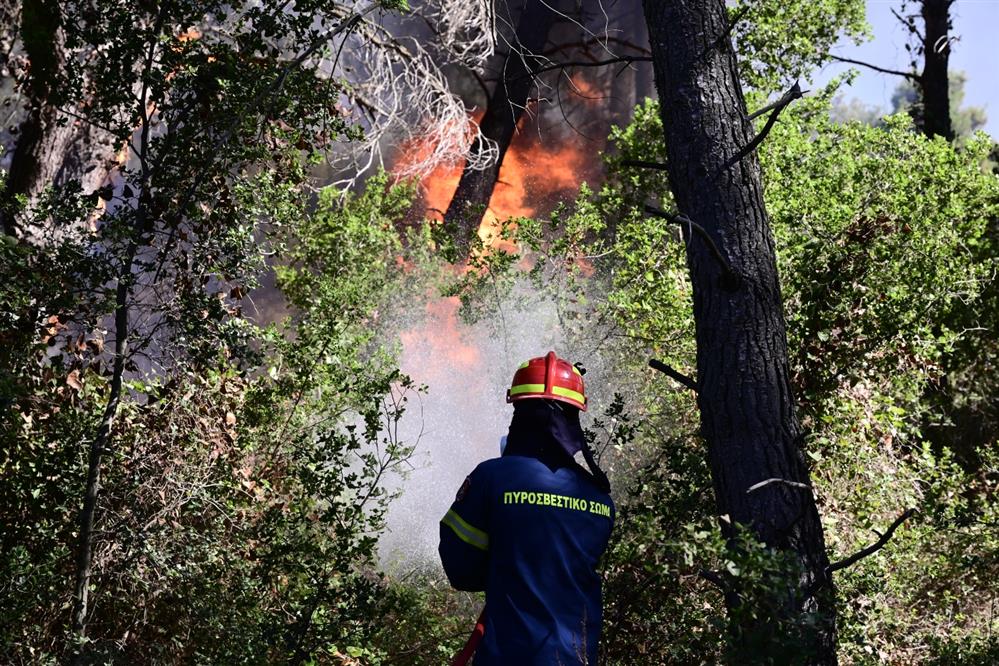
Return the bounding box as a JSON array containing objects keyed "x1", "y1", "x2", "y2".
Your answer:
[
  {"x1": 567, "y1": 75, "x2": 603, "y2": 103},
  {"x1": 400, "y1": 110, "x2": 589, "y2": 256},
  {"x1": 399, "y1": 296, "x2": 481, "y2": 377},
  {"x1": 395, "y1": 86, "x2": 602, "y2": 382}
]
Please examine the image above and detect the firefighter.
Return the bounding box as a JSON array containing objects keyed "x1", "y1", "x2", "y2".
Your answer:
[{"x1": 439, "y1": 351, "x2": 614, "y2": 665}]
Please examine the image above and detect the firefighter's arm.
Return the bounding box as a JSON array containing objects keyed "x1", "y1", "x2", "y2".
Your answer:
[{"x1": 438, "y1": 466, "x2": 490, "y2": 591}]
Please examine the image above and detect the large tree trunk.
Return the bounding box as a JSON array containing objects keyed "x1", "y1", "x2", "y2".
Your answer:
[
  {"x1": 641, "y1": 0, "x2": 835, "y2": 661},
  {"x1": 442, "y1": 0, "x2": 556, "y2": 258},
  {"x1": 918, "y1": 0, "x2": 953, "y2": 141},
  {"x1": 2, "y1": 0, "x2": 70, "y2": 236},
  {"x1": 1, "y1": 0, "x2": 108, "y2": 237}
]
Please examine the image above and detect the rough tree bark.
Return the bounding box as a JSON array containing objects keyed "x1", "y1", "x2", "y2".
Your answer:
[
  {"x1": 918, "y1": 0, "x2": 953, "y2": 140},
  {"x1": 2, "y1": 0, "x2": 108, "y2": 237},
  {"x1": 641, "y1": 0, "x2": 835, "y2": 662},
  {"x1": 2, "y1": 0, "x2": 68, "y2": 235},
  {"x1": 442, "y1": 0, "x2": 556, "y2": 258}
]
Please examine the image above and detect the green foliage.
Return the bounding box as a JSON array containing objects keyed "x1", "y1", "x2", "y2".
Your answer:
[
  {"x1": 832, "y1": 72, "x2": 993, "y2": 173},
  {"x1": 4, "y1": 0, "x2": 997, "y2": 662},
  {"x1": 730, "y1": 0, "x2": 869, "y2": 92},
  {"x1": 1, "y1": 170, "x2": 435, "y2": 662},
  {"x1": 371, "y1": 571, "x2": 482, "y2": 665},
  {"x1": 445, "y1": 92, "x2": 999, "y2": 662}
]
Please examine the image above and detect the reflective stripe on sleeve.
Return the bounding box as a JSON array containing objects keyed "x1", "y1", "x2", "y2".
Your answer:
[{"x1": 442, "y1": 509, "x2": 489, "y2": 551}]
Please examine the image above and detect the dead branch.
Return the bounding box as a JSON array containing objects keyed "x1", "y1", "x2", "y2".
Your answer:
[
  {"x1": 802, "y1": 508, "x2": 917, "y2": 602},
  {"x1": 698, "y1": 568, "x2": 727, "y2": 592},
  {"x1": 541, "y1": 37, "x2": 652, "y2": 58},
  {"x1": 648, "y1": 358, "x2": 698, "y2": 392},
  {"x1": 704, "y1": 4, "x2": 752, "y2": 56},
  {"x1": 721, "y1": 81, "x2": 804, "y2": 171},
  {"x1": 746, "y1": 478, "x2": 813, "y2": 494},
  {"x1": 825, "y1": 508, "x2": 917, "y2": 576},
  {"x1": 828, "y1": 54, "x2": 918, "y2": 80},
  {"x1": 518, "y1": 55, "x2": 652, "y2": 81},
  {"x1": 644, "y1": 204, "x2": 741, "y2": 290}
]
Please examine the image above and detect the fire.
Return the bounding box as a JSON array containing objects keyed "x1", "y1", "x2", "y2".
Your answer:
[
  {"x1": 395, "y1": 89, "x2": 600, "y2": 382},
  {"x1": 403, "y1": 112, "x2": 589, "y2": 256}
]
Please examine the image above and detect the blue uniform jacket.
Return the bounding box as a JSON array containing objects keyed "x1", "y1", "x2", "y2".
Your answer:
[{"x1": 439, "y1": 454, "x2": 614, "y2": 665}]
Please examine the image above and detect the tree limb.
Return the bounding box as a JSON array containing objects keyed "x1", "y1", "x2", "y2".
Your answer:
[
  {"x1": 721, "y1": 81, "x2": 804, "y2": 171},
  {"x1": 698, "y1": 568, "x2": 727, "y2": 592},
  {"x1": 703, "y1": 4, "x2": 752, "y2": 57},
  {"x1": 825, "y1": 508, "x2": 916, "y2": 576},
  {"x1": 802, "y1": 508, "x2": 917, "y2": 602},
  {"x1": 517, "y1": 55, "x2": 652, "y2": 81},
  {"x1": 746, "y1": 477, "x2": 813, "y2": 494},
  {"x1": 644, "y1": 204, "x2": 741, "y2": 289},
  {"x1": 828, "y1": 54, "x2": 918, "y2": 81},
  {"x1": 649, "y1": 358, "x2": 698, "y2": 392},
  {"x1": 541, "y1": 37, "x2": 651, "y2": 58}
]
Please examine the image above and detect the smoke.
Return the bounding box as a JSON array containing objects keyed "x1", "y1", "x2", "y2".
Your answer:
[
  {"x1": 379, "y1": 290, "x2": 569, "y2": 569},
  {"x1": 374, "y1": 29, "x2": 649, "y2": 567}
]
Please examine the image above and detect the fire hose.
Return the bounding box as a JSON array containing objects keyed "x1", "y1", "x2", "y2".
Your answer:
[{"x1": 450, "y1": 609, "x2": 486, "y2": 666}]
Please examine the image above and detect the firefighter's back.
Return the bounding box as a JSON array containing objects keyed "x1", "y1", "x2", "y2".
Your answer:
[{"x1": 475, "y1": 454, "x2": 614, "y2": 666}]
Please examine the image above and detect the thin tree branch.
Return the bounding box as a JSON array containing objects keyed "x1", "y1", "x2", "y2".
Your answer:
[
  {"x1": 890, "y1": 8, "x2": 924, "y2": 42},
  {"x1": 703, "y1": 4, "x2": 752, "y2": 57},
  {"x1": 828, "y1": 54, "x2": 918, "y2": 80},
  {"x1": 541, "y1": 37, "x2": 651, "y2": 58},
  {"x1": 644, "y1": 204, "x2": 741, "y2": 289},
  {"x1": 698, "y1": 568, "x2": 727, "y2": 592},
  {"x1": 746, "y1": 82, "x2": 804, "y2": 120},
  {"x1": 747, "y1": 477, "x2": 813, "y2": 494},
  {"x1": 802, "y1": 508, "x2": 917, "y2": 602},
  {"x1": 721, "y1": 81, "x2": 805, "y2": 171},
  {"x1": 517, "y1": 55, "x2": 652, "y2": 81},
  {"x1": 648, "y1": 358, "x2": 698, "y2": 392},
  {"x1": 825, "y1": 508, "x2": 916, "y2": 576}
]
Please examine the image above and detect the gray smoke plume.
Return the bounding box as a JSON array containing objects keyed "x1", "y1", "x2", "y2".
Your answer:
[{"x1": 379, "y1": 290, "x2": 574, "y2": 570}]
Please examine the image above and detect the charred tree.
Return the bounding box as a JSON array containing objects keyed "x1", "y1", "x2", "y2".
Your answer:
[
  {"x1": 918, "y1": 0, "x2": 953, "y2": 140},
  {"x1": 642, "y1": 0, "x2": 835, "y2": 662},
  {"x1": 442, "y1": 0, "x2": 557, "y2": 258}
]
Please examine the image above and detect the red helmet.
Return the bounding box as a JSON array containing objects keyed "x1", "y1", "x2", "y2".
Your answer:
[{"x1": 506, "y1": 351, "x2": 587, "y2": 411}]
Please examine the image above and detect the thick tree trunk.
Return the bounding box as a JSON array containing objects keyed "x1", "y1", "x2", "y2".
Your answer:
[
  {"x1": 443, "y1": 0, "x2": 556, "y2": 258},
  {"x1": 2, "y1": 1, "x2": 110, "y2": 238},
  {"x1": 2, "y1": 0, "x2": 69, "y2": 236},
  {"x1": 918, "y1": 0, "x2": 953, "y2": 140},
  {"x1": 641, "y1": 0, "x2": 835, "y2": 662}
]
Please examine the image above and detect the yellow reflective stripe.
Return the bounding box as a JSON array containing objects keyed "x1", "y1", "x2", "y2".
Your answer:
[
  {"x1": 509, "y1": 383, "x2": 545, "y2": 396},
  {"x1": 571, "y1": 365, "x2": 582, "y2": 376},
  {"x1": 518, "y1": 360, "x2": 530, "y2": 369},
  {"x1": 442, "y1": 509, "x2": 488, "y2": 551},
  {"x1": 551, "y1": 385, "x2": 585, "y2": 404}
]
